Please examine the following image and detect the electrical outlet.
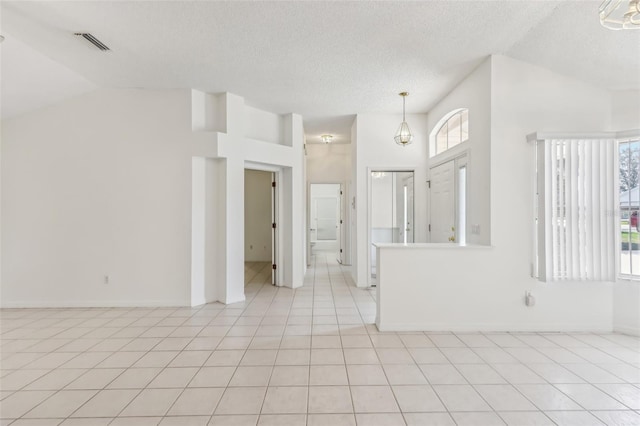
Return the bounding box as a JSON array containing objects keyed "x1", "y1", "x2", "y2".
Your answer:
[
  {"x1": 525, "y1": 291, "x2": 535, "y2": 307},
  {"x1": 104, "y1": 275, "x2": 109, "y2": 285}
]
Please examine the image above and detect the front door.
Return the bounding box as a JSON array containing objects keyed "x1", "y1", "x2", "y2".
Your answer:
[{"x1": 430, "y1": 160, "x2": 456, "y2": 243}]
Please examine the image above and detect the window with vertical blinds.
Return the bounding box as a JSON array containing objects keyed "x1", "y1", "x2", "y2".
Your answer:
[{"x1": 535, "y1": 138, "x2": 617, "y2": 282}]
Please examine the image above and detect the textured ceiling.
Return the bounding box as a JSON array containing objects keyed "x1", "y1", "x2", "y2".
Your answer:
[{"x1": 2, "y1": 1, "x2": 639, "y2": 143}]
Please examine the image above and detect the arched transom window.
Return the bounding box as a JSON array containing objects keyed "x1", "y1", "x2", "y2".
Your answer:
[{"x1": 432, "y1": 109, "x2": 469, "y2": 157}]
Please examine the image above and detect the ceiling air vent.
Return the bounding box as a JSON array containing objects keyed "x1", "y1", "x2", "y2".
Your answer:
[{"x1": 74, "y1": 33, "x2": 110, "y2": 51}]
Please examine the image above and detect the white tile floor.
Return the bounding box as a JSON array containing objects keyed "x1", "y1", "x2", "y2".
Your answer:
[{"x1": 1, "y1": 255, "x2": 639, "y2": 425}]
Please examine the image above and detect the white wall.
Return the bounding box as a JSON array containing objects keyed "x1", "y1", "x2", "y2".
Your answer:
[
  {"x1": 191, "y1": 157, "x2": 206, "y2": 306},
  {"x1": 306, "y1": 142, "x2": 352, "y2": 265},
  {"x1": 245, "y1": 105, "x2": 284, "y2": 145},
  {"x1": 2, "y1": 89, "x2": 194, "y2": 306},
  {"x1": 486, "y1": 54, "x2": 614, "y2": 330},
  {"x1": 611, "y1": 89, "x2": 640, "y2": 131},
  {"x1": 191, "y1": 90, "x2": 226, "y2": 133},
  {"x1": 375, "y1": 55, "x2": 617, "y2": 332},
  {"x1": 376, "y1": 244, "x2": 612, "y2": 331},
  {"x1": 614, "y1": 283, "x2": 640, "y2": 336},
  {"x1": 193, "y1": 93, "x2": 306, "y2": 296},
  {"x1": 488, "y1": 54, "x2": 615, "y2": 330},
  {"x1": 491, "y1": 53, "x2": 612, "y2": 269},
  {"x1": 244, "y1": 169, "x2": 273, "y2": 262},
  {"x1": 2, "y1": 88, "x2": 306, "y2": 307},
  {"x1": 353, "y1": 113, "x2": 429, "y2": 287},
  {"x1": 426, "y1": 58, "x2": 492, "y2": 245},
  {"x1": 306, "y1": 143, "x2": 351, "y2": 183}
]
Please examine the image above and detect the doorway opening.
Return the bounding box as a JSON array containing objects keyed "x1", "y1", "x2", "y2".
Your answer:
[
  {"x1": 244, "y1": 169, "x2": 276, "y2": 287},
  {"x1": 309, "y1": 183, "x2": 343, "y2": 262},
  {"x1": 369, "y1": 171, "x2": 415, "y2": 285},
  {"x1": 429, "y1": 154, "x2": 467, "y2": 244}
]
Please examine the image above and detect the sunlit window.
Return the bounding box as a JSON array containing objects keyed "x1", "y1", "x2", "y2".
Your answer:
[
  {"x1": 619, "y1": 139, "x2": 640, "y2": 278},
  {"x1": 432, "y1": 109, "x2": 468, "y2": 157}
]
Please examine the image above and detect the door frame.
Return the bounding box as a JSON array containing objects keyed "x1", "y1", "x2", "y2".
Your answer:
[
  {"x1": 307, "y1": 182, "x2": 344, "y2": 265},
  {"x1": 367, "y1": 167, "x2": 415, "y2": 287},
  {"x1": 455, "y1": 155, "x2": 468, "y2": 245},
  {"x1": 402, "y1": 173, "x2": 415, "y2": 245},
  {"x1": 245, "y1": 162, "x2": 283, "y2": 286}
]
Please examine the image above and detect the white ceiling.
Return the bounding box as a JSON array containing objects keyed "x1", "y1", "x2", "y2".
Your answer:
[
  {"x1": 0, "y1": 34, "x2": 96, "y2": 118},
  {"x1": 2, "y1": 1, "x2": 639, "y2": 143}
]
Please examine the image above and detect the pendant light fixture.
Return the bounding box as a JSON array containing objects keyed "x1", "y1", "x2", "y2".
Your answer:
[
  {"x1": 600, "y1": 0, "x2": 640, "y2": 30},
  {"x1": 394, "y1": 92, "x2": 413, "y2": 146}
]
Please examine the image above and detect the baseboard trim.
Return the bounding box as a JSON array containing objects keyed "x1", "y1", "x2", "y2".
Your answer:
[
  {"x1": 223, "y1": 295, "x2": 246, "y2": 305},
  {"x1": 613, "y1": 324, "x2": 640, "y2": 336},
  {"x1": 190, "y1": 298, "x2": 208, "y2": 307},
  {"x1": 0, "y1": 300, "x2": 189, "y2": 309},
  {"x1": 376, "y1": 321, "x2": 614, "y2": 333}
]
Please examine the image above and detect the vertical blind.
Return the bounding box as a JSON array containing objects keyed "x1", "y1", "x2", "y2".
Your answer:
[{"x1": 543, "y1": 139, "x2": 616, "y2": 281}]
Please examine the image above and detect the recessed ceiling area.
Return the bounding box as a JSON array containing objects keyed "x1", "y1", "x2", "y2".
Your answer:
[{"x1": 1, "y1": 1, "x2": 638, "y2": 140}]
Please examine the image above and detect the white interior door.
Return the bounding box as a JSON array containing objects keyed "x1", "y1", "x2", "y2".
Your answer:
[
  {"x1": 316, "y1": 198, "x2": 338, "y2": 241},
  {"x1": 430, "y1": 161, "x2": 456, "y2": 243},
  {"x1": 309, "y1": 184, "x2": 341, "y2": 254}
]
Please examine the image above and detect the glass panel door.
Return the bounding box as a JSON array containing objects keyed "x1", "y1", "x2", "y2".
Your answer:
[{"x1": 370, "y1": 171, "x2": 415, "y2": 283}]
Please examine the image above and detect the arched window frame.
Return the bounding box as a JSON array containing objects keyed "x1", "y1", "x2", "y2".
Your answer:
[{"x1": 430, "y1": 108, "x2": 469, "y2": 158}]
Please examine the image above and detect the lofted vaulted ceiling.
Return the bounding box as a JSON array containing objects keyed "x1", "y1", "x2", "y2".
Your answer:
[{"x1": 2, "y1": 1, "x2": 639, "y2": 143}]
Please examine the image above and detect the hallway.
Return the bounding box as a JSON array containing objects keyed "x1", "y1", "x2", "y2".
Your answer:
[{"x1": 244, "y1": 262, "x2": 272, "y2": 287}]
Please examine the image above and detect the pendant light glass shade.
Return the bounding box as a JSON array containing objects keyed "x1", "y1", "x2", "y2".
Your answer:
[
  {"x1": 394, "y1": 92, "x2": 413, "y2": 146},
  {"x1": 394, "y1": 121, "x2": 413, "y2": 146},
  {"x1": 600, "y1": 0, "x2": 640, "y2": 30}
]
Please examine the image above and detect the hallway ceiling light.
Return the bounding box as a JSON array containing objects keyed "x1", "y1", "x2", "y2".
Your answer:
[
  {"x1": 394, "y1": 92, "x2": 413, "y2": 146},
  {"x1": 600, "y1": 0, "x2": 640, "y2": 29},
  {"x1": 321, "y1": 134, "x2": 333, "y2": 144}
]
